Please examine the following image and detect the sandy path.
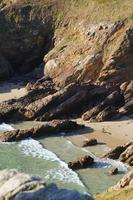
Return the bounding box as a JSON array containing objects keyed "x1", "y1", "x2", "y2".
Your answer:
[
  {"x1": 0, "y1": 82, "x2": 27, "y2": 102},
  {"x1": 77, "y1": 118, "x2": 133, "y2": 148}
]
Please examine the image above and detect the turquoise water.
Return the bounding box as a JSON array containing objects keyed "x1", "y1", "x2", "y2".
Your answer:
[{"x1": 0, "y1": 122, "x2": 131, "y2": 196}]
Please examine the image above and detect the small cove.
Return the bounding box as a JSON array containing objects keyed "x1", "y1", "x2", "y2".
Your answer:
[{"x1": 0, "y1": 121, "x2": 131, "y2": 196}]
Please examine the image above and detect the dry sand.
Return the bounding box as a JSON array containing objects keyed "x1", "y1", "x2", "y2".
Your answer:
[
  {"x1": 77, "y1": 118, "x2": 133, "y2": 148},
  {"x1": 0, "y1": 82, "x2": 27, "y2": 102}
]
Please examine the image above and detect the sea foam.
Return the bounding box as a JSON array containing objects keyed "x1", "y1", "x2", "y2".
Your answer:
[
  {"x1": 18, "y1": 138, "x2": 85, "y2": 186},
  {"x1": 0, "y1": 123, "x2": 14, "y2": 131}
]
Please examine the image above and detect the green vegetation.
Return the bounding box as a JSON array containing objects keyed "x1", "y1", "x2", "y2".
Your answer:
[{"x1": 95, "y1": 188, "x2": 133, "y2": 200}]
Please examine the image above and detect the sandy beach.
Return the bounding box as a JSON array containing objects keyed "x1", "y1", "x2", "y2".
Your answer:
[
  {"x1": 76, "y1": 118, "x2": 133, "y2": 148},
  {"x1": 0, "y1": 82, "x2": 27, "y2": 102}
]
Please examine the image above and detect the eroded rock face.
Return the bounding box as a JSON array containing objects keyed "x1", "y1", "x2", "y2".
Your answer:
[
  {"x1": 0, "y1": 169, "x2": 92, "y2": 200},
  {"x1": 68, "y1": 155, "x2": 94, "y2": 170},
  {"x1": 0, "y1": 120, "x2": 84, "y2": 142},
  {"x1": 104, "y1": 142, "x2": 133, "y2": 166},
  {"x1": 44, "y1": 21, "x2": 133, "y2": 88},
  {"x1": 82, "y1": 90, "x2": 124, "y2": 121}
]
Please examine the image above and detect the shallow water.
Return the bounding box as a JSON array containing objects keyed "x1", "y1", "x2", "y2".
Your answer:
[{"x1": 0, "y1": 122, "x2": 131, "y2": 196}]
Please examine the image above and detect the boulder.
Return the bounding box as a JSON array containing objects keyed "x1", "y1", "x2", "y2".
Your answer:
[
  {"x1": 82, "y1": 139, "x2": 98, "y2": 147},
  {"x1": 68, "y1": 155, "x2": 94, "y2": 170},
  {"x1": 0, "y1": 120, "x2": 84, "y2": 142},
  {"x1": 0, "y1": 169, "x2": 92, "y2": 200},
  {"x1": 0, "y1": 169, "x2": 45, "y2": 199}
]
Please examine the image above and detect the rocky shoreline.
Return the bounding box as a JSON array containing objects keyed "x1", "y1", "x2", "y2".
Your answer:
[{"x1": 0, "y1": 0, "x2": 133, "y2": 199}]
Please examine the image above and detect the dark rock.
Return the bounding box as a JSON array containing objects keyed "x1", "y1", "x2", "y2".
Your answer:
[
  {"x1": 103, "y1": 146, "x2": 126, "y2": 160},
  {"x1": 82, "y1": 139, "x2": 98, "y2": 147},
  {"x1": 95, "y1": 106, "x2": 118, "y2": 122},
  {"x1": 0, "y1": 55, "x2": 13, "y2": 80},
  {"x1": 82, "y1": 90, "x2": 124, "y2": 122},
  {"x1": 0, "y1": 120, "x2": 84, "y2": 142},
  {"x1": 108, "y1": 167, "x2": 118, "y2": 175},
  {"x1": 119, "y1": 99, "x2": 133, "y2": 116},
  {"x1": 68, "y1": 155, "x2": 94, "y2": 170}
]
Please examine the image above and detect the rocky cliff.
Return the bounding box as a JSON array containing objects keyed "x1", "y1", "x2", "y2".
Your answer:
[{"x1": 0, "y1": 0, "x2": 133, "y2": 87}]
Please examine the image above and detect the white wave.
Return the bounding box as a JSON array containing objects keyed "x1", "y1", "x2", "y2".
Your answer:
[
  {"x1": 0, "y1": 123, "x2": 14, "y2": 131},
  {"x1": 18, "y1": 138, "x2": 85, "y2": 187},
  {"x1": 82, "y1": 147, "x2": 129, "y2": 172}
]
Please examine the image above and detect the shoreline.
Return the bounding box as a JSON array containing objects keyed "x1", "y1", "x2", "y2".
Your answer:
[{"x1": 0, "y1": 81, "x2": 132, "y2": 150}]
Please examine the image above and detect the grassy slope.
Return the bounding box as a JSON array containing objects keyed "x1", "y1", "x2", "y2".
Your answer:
[{"x1": 96, "y1": 187, "x2": 133, "y2": 200}]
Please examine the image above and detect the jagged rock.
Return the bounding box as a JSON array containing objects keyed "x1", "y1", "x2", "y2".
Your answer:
[
  {"x1": 120, "y1": 81, "x2": 133, "y2": 102},
  {"x1": 109, "y1": 169, "x2": 133, "y2": 191},
  {"x1": 82, "y1": 90, "x2": 124, "y2": 121},
  {"x1": 68, "y1": 155, "x2": 94, "y2": 170},
  {"x1": 119, "y1": 99, "x2": 133, "y2": 116},
  {"x1": 108, "y1": 167, "x2": 118, "y2": 176},
  {"x1": 23, "y1": 83, "x2": 107, "y2": 121},
  {"x1": 95, "y1": 106, "x2": 118, "y2": 122},
  {"x1": 0, "y1": 120, "x2": 84, "y2": 142},
  {"x1": 0, "y1": 169, "x2": 92, "y2": 200},
  {"x1": 119, "y1": 145, "x2": 133, "y2": 166},
  {"x1": 82, "y1": 139, "x2": 98, "y2": 147},
  {"x1": 0, "y1": 79, "x2": 56, "y2": 123},
  {"x1": 103, "y1": 142, "x2": 133, "y2": 166}
]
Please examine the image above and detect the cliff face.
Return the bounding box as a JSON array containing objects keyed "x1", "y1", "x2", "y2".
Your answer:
[
  {"x1": 44, "y1": 21, "x2": 133, "y2": 88},
  {"x1": 0, "y1": 0, "x2": 56, "y2": 79},
  {"x1": 0, "y1": 0, "x2": 133, "y2": 87}
]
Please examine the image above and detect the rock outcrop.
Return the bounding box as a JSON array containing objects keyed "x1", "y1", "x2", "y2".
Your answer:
[
  {"x1": 68, "y1": 155, "x2": 94, "y2": 170},
  {"x1": 0, "y1": 120, "x2": 84, "y2": 142},
  {"x1": 44, "y1": 21, "x2": 133, "y2": 89},
  {"x1": 108, "y1": 169, "x2": 133, "y2": 191},
  {"x1": 103, "y1": 142, "x2": 133, "y2": 166},
  {"x1": 0, "y1": 169, "x2": 92, "y2": 200},
  {"x1": 96, "y1": 170, "x2": 133, "y2": 200},
  {"x1": 0, "y1": 0, "x2": 55, "y2": 80}
]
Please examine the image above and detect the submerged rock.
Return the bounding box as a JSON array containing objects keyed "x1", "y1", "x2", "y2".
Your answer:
[
  {"x1": 0, "y1": 120, "x2": 84, "y2": 142},
  {"x1": 0, "y1": 169, "x2": 92, "y2": 200},
  {"x1": 68, "y1": 155, "x2": 94, "y2": 170},
  {"x1": 108, "y1": 167, "x2": 118, "y2": 176}
]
